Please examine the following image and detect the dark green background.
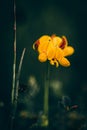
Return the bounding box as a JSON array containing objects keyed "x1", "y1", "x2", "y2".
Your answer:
[{"x1": 0, "y1": 0, "x2": 87, "y2": 129}]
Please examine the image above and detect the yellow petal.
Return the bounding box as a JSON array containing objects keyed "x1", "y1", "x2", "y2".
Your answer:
[
  {"x1": 50, "y1": 59, "x2": 59, "y2": 67},
  {"x1": 63, "y1": 46, "x2": 74, "y2": 56},
  {"x1": 47, "y1": 45, "x2": 56, "y2": 60},
  {"x1": 39, "y1": 35, "x2": 51, "y2": 43},
  {"x1": 55, "y1": 48, "x2": 64, "y2": 59},
  {"x1": 59, "y1": 57, "x2": 70, "y2": 67},
  {"x1": 38, "y1": 35, "x2": 51, "y2": 53},
  {"x1": 38, "y1": 42, "x2": 49, "y2": 53},
  {"x1": 50, "y1": 59, "x2": 55, "y2": 65},
  {"x1": 38, "y1": 53, "x2": 47, "y2": 62}
]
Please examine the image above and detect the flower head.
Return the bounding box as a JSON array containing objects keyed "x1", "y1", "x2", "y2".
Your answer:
[{"x1": 33, "y1": 35, "x2": 74, "y2": 67}]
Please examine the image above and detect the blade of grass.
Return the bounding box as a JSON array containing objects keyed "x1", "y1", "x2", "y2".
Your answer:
[
  {"x1": 15, "y1": 48, "x2": 26, "y2": 112},
  {"x1": 11, "y1": 0, "x2": 16, "y2": 105},
  {"x1": 10, "y1": 0, "x2": 16, "y2": 129},
  {"x1": 11, "y1": 48, "x2": 26, "y2": 130}
]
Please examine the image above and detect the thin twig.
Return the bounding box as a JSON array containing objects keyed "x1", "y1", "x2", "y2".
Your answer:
[
  {"x1": 10, "y1": 1, "x2": 16, "y2": 130},
  {"x1": 11, "y1": 0, "x2": 16, "y2": 105}
]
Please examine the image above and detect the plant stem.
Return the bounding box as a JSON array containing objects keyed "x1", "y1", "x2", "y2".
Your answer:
[
  {"x1": 11, "y1": 0, "x2": 16, "y2": 105},
  {"x1": 15, "y1": 48, "x2": 26, "y2": 111},
  {"x1": 44, "y1": 62, "x2": 50, "y2": 118},
  {"x1": 10, "y1": 1, "x2": 16, "y2": 129}
]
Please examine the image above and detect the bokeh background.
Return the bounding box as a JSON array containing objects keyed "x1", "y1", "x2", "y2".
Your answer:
[{"x1": 0, "y1": 0, "x2": 87, "y2": 130}]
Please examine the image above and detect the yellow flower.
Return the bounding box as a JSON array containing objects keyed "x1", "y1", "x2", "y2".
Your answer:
[{"x1": 33, "y1": 35, "x2": 74, "y2": 67}]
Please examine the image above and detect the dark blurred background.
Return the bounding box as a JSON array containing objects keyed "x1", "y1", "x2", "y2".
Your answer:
[{"x1": 0, "y1": 0, "x2": 87, "y2": 130}]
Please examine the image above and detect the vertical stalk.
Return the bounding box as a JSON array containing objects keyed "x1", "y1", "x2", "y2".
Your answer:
[
  {"x1": 15, "y1": 48, "x2": 26, "y2": 111},
  {"x1": 10, "y1": 1, "x2": 16, "y2": 130},
  {"x1": 11, "y1": 0, "x2": 16, "y2": 105},
  {"x1": 43, "y1": 62, "x2": 50, "y2": 125}
]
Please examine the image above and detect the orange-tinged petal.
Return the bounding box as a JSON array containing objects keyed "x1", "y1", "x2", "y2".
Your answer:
[
  {"x1": 59, "y1": 36, "x2": 68, "y2": 49},
  {"x1": 51, "y1": 34, "x2": 56, "y2": 38},
  {"x1": 63, "y1": 46, "x2": 74, "y2": 56},
  {"x1": 62, "y1": 36, "x2": 68, "y2": 46},
  {"x1": 58, "y1": 57, "x2": 70, "y2": 67},
  {"x1": 52, "y1": 36, "x2": 62, "y2": 47},
  {"x1": 33, "y1": 40, "x2": 40, "y2": 50},
  {"x1": 38, "y1": 53, "x2": 47, "y2": 62}
]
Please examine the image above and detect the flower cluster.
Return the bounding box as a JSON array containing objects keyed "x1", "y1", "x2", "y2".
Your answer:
[{"x1": 33, "y1": 35, "x2": 74, "y2": 67}]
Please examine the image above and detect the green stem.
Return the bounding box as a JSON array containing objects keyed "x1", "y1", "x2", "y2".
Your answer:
[{"x1": 44, "y1": 62, "x2": 50, "y2": 118}]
